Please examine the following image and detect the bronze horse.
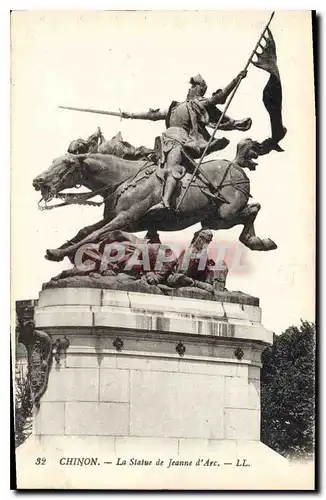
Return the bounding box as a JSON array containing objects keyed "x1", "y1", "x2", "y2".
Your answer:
[{"x1": 32, "y1": 138, "x2": 277, "y2": 262}]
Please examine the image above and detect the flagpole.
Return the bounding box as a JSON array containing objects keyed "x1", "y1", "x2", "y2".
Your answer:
[{"x1": 176, "y1": 11, "x2": 275, "y2": 212}]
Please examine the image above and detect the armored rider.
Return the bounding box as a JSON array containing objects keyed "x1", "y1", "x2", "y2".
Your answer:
[{"x1": 121, "y1": 70, "x2": 250, "y2": 211}]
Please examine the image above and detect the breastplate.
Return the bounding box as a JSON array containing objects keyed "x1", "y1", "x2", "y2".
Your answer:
[{"x1": 169, "y1": 103, "x2": 191, "y2": 132}]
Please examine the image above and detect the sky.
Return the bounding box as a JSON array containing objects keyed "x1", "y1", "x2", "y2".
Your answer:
[{"x1": 11, "y1": 10, "x2": 315, "y2": 334}]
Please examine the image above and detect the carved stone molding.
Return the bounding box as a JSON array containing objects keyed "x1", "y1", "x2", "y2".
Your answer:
[
  {"x1": 113, "y1": 337, "x2": 124, "y2": 352},
  {"x1": 17, "y1": 321, "x2": 53, "y2": 407},
  {"x1": 176, "y1": 342, "x2": 186, "y2": 357},
  {"x1": 53, "y1": 336, "x2": 71, "y2": 366},
  {"x1": 234, "y1": 347, "x2": 244, "y2": 360}
]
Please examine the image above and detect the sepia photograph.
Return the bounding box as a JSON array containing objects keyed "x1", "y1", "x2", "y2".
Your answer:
[{"x1": 11, "y1": 9, "x2": 316, "y2": 490}]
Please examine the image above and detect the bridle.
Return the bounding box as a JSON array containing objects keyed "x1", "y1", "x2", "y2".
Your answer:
[
  {"x1": 37, "y1": 156, "x2": 105, "y2": 211},
  {"x1": 37, "y1": 154, "x2": 153, "y2": 211}
]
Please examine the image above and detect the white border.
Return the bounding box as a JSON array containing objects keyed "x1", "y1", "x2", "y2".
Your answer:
[{"x1": 3, "y1": 2, "x2": 322, "y2": 497}]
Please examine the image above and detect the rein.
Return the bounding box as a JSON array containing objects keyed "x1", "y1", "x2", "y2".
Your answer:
[{"x1": 38, "y1": 156, "x2": 153, "y2": 211}]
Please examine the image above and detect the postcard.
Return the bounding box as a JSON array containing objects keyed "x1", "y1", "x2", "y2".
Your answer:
[{"x1": 12, "y1": 10, "x2": 315, "y2": 490}]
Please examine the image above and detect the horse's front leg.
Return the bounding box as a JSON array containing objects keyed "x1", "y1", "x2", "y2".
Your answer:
[
  {"x1": 58, "y1": 220, "x2": 108, "y2": 250},
  {"x1": 56, "y1": 205, "x2": 115, "y2": 252},
  {"x1": 45, "y1": 210, "x2": 134, "y2": 262},
  {"x1": 46, "y1": 219, "x2": 109, "y2": 261}
]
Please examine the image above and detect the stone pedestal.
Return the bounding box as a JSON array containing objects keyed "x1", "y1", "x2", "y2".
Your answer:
[{"x1": 17, "y1": 287, "x2": 291, "y2": 489}]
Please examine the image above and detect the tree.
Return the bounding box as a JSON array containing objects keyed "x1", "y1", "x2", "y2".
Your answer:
[{"x1": 261, "y1": 320, "x2": 315, "y2": 460}]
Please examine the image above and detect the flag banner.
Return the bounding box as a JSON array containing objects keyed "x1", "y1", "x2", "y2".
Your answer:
[{"x1": 252, "y1": 28, "x2": 287, "y2": 156}]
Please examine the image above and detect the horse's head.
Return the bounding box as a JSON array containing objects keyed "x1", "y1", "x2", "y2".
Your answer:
[
  {"x1": 234, "y1": 138, "x2": 260, "y2": 171},
  {"x1": 32, "y1": 154, "x2": 84, "y2": 202}
]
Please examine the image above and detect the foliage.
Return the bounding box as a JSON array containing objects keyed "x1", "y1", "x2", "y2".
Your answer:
[
  {"x1": 261, "y1": 320, "x2": 315, "y2": 460},
  {"x1": 14, "y1": 365, "x2": 33, "y2": 448}
]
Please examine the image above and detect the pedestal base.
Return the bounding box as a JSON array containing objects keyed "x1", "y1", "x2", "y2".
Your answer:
[{"x1": 16, "y1": 287, "x2": 299, "y2": 489}]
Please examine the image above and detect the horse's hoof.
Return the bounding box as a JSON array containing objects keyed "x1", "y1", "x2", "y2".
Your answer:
[
  {"x1": 45, "y1": 249, "x2": 65, "y2": 262},
  {"x1": 256, "y1": 238, "x2": 277, "y2": 251},
  {"x1": 264, "y1": 238, "x2": 277, "y2": 251},
  {"x1": 240, "y1": 236, "x2": 277, "y2": 251}
]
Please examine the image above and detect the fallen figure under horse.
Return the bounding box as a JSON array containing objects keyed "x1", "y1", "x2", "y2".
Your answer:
[
  {"x1": 67, "y1": 127, "x2": 155, "y2": 160},
  {"x1": 33, "y1": 137, "x2": 277, "y2": 263},
  {"x1": 41, "y1": 227, "x2": 247, "y2": 306}
]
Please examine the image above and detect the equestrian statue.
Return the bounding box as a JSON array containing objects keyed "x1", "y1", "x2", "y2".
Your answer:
[{"x1": 33, "y1": 15, "x2": 286, "y2": 288}]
